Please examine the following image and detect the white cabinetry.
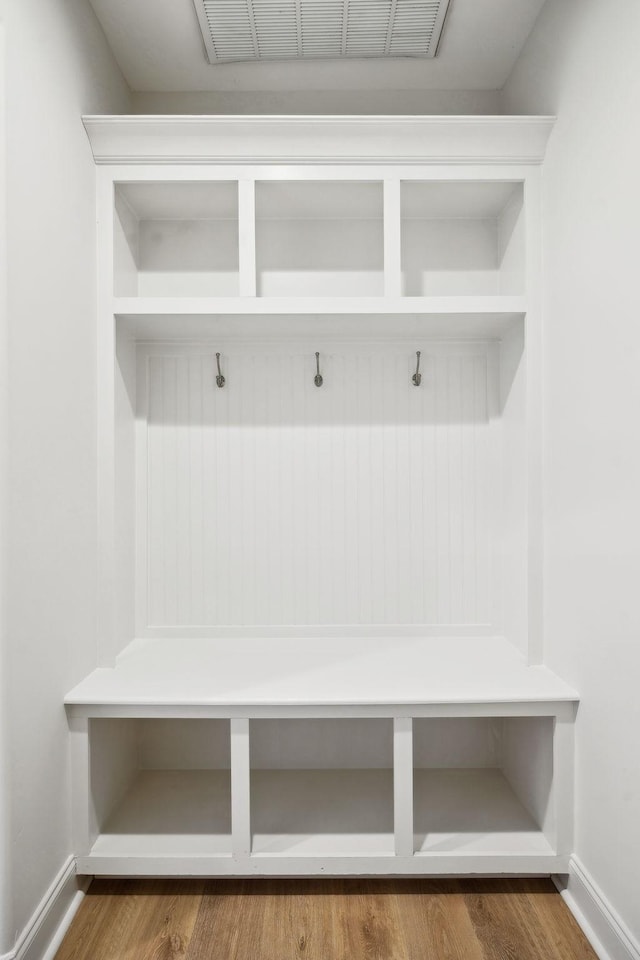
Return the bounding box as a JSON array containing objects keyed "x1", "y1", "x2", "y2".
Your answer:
[{"x1": 66, "y1": 116, "x2": 577, "y2": 878}]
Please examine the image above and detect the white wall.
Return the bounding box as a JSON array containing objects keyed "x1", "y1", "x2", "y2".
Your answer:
[
  {"x1": 0, "y1": 8, "x2": 10, "y2": 953},
  {"x1": 503, "y1": 0, "x2": 640, "y2": 943},
  {"x1": 2, "y1": 0, "x2": 129, "y2": 952},
  {"x1": 131, "y1": 89, "x2": 502, "y2": 115}
]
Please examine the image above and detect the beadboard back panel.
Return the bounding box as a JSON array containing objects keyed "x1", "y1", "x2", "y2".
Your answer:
[{"x1": 137, "y1": 341, "x2": 500, "y2": 632}]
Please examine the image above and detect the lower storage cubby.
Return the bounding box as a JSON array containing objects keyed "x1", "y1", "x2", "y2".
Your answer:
[
  {"x1": 249, "y1": 719, "x2": 394, "y2": 856},
  {"x1": 413, "y1": 717, "x2": 555, "y2": 857},
  {"x1": 89, "y1": 718, "x2": 232, "y2": 858},
  {"x1": 68, "y1": 690, "x2": 573, "y2": 874}
]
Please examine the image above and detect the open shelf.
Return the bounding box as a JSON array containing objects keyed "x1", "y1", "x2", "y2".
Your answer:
[
  {"x1": 251, "y1": 770, "x2": 394, "y2": 856},
  {"x1": 255, "y1": 181, "x2": 384, "y2": 297},
  {"x1": 401, "y1": 181, "x2": 525, "y2": 297},
  {"x1": 413, "y1": 716, "x2": 555, "y2": 857},
  {"x1": 114, "y1": 182, "x2": 239, "y2": 297},
  {"x1": 112, "y1": 296, "x2": 527, "y2": 317},
  {"x1": 91, "y1": 770, "x2": 232, "y2": 858},
  {"x1": 250, "y1": 718, "x2": 394, "y2": 856},
  {"x1": 88, "y1": 718, "x2": 232, "y2": 858},
  {"x1": 413, "y1": 769, "x2": 553, "y2": 856},
  {"x1": 115, "y1": 308, "x2": 525, "y2": 344}
]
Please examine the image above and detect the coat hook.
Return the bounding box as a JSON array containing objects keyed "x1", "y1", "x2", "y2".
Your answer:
[
  {"x1": 412, "y1": 351, "x2": 422, "y2": 387},
  {"x1": 314, "y1": 351, "x2": 323, "y2": 388},
  {"x1": 215, "y1": 352, "x2": 225, "y2": 388}
]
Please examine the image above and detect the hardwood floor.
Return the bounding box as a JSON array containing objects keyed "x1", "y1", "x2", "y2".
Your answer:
[{"x1": 54, "y1": 878, "x2": 597, "y2": 960}]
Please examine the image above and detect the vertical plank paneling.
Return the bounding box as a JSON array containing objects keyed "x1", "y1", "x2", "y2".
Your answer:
[
  {"x1": 475, "y1": 354, "x2": 491, "y2": 626},
  {"x1": 144, "y1": 344, "x2": 492, "y2": 630},
  {"x1": 189, "y1": 358, "x2": 204, "y2": 624},
  {"x1": 435, "y1": 357, "x2": 450, "y2": 623},
  {"x1": 201, "y1": 353, "x2": 216, "y2": 624},
  {"x1": 344, "y1": 358, "x2": 359, "y2": 624},
  {"x1": 176, "y1": 358, "x2": 191, "y2": 625},
  {"x1": 462, "y1": 357, "x2": 477, "y2": 624},
  {"x1": 356, "y1": 354, "x2": 373, "y2": 624},
  {"x1": 448, "y1": 356, "x2": 464, "y2": 622},
  {"x1": 227, "y1": 355, "x2": 243, "y2": 624},
  {"x1": 163, "y1": 357, "x2": 178, "y2": 624},
  {"x1": 279, "y1": 354, "x2": 295, "y2": 624},
  {"x1": 147, "y1": 357, "x2": 164, "y2": 624},
  {"x1": 370, "y1": 353, "x2": 385, "y2": 624},
  {"x1": 291, "y1": 356, "x2": 306, "y2": 623}
]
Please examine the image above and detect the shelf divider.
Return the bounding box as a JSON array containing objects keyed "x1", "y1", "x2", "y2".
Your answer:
[
  {"x1": 238, "y1": 180, "x2": 257, "y2": 297},
  {"x1": 69, "y1": 715, "x2": 96, "y2": 857},
  {"x1": 553, "y1": 712, "x2": 575, "y2": 857},
  {"x1": 384, "y1": 179, "x2": 402, "y2": 298},
  {"x1": 231, "y1": 718, "x2": 251, "y2": 857},
  {"x1": 393, "y1": 717, "x2": 414, "y2": 857}
]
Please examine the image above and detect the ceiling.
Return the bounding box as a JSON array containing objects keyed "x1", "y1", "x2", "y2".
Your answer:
[{"x1": 89, "y1": 0, "x2": 546, "y2": 94}]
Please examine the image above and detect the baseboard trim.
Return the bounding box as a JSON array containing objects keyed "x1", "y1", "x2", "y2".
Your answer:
[
  {"x1": 554, "y1": 857, "x2": 640, "y2": 960},
  {"x1": 1, "y1": 857, "x2": 90, "y2": 960}
]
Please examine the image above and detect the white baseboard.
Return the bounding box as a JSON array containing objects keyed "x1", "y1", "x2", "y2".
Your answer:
[
  {"x1": 3, "y1": 854, "x2": 638, "y2": 960},
  {"x1": 1, "y1": 857, "x2": 90, "y2": 960},
  {"x1": 554, "y1": 857, "x2": 640, "y2": 960}
]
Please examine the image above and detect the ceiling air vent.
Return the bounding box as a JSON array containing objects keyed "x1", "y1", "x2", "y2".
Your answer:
[{"x1": 193, "y1": 0, "x2": 452, "y2": 64}]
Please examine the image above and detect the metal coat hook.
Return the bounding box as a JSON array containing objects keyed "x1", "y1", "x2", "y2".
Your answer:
[
  {"x1": 412, "y1": 351, "x2": 422, "y2": 387},
  {"x1": 314, "y1": 352, "x2": 323, "y2": 388},
  {"x1": 215, "y1": 352, "x2": 225, "y2": 388}
]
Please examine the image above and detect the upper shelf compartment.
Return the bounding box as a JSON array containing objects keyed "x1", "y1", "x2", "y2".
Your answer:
[
  {"x1": 401, "y1": 181, "x2": 525, "y2": 297},
  {"x1": 112, "y1": 178, "x2": 526, "y2": 304},
  {"x1": 256, "y1": 181, "x2": 384, "y2": 298},
  {"x1": 114, "y1": 181, "x2": 239, "y2": 297}
]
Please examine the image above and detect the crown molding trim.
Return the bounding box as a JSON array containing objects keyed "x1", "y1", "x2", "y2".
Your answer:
[{"x1": 82, "y1": 115, "x2": 555, "y2": 165}]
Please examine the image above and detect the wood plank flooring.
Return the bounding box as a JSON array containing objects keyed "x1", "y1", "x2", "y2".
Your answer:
[{"x1": 54, "y1": 878, "x2": 597, "y2": 960}]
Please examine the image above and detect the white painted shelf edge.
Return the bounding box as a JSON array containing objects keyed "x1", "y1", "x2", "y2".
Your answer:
[
  {"x1": 65, "y1": 636, "x2": 578, "y2": 716},
  {"x1": 113, "y1": 296, "x2": 527, "y2": 317}
]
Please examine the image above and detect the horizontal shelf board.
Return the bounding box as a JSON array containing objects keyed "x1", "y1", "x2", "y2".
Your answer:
[
  {"x1": 251, "y1": 769, "x2": 394, "y2": 856},
  {"x1": 114, "y1": 296, "x2": 527, "y2": 317},
  {"x1": 91, "y1": 770, "x2": 232, "y2": 858},
  {"x1": 78, "y1": 852, "x2": 567, "y2": 876},
  {"x1": 414, "y1": 769, "x2": 554, "y2": 856},
  {"x1": 117, "y1": 310, "x2": 523, "y2": 342},
  {"x1": 65, "y1": 636, "x2": 578, "y2": 713},
  {"x1": 82, "y1": 116, "x2": 555, "y2": 165}
]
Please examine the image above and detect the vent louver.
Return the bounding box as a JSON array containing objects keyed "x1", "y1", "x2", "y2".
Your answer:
[{"x1": 193, "y1": 0, "x2": 451, "y2": 64}]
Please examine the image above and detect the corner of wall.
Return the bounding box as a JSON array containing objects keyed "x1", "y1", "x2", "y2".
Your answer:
[
  {"x1": 555, "y1": 858, "x2": 640, "y2": 960},
  {"x1": 0, "y1": 12, "x2": 12, "y2": 956},
  {"x1": 2, "y1": 0, "x2": 129, "y2": 955}
]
